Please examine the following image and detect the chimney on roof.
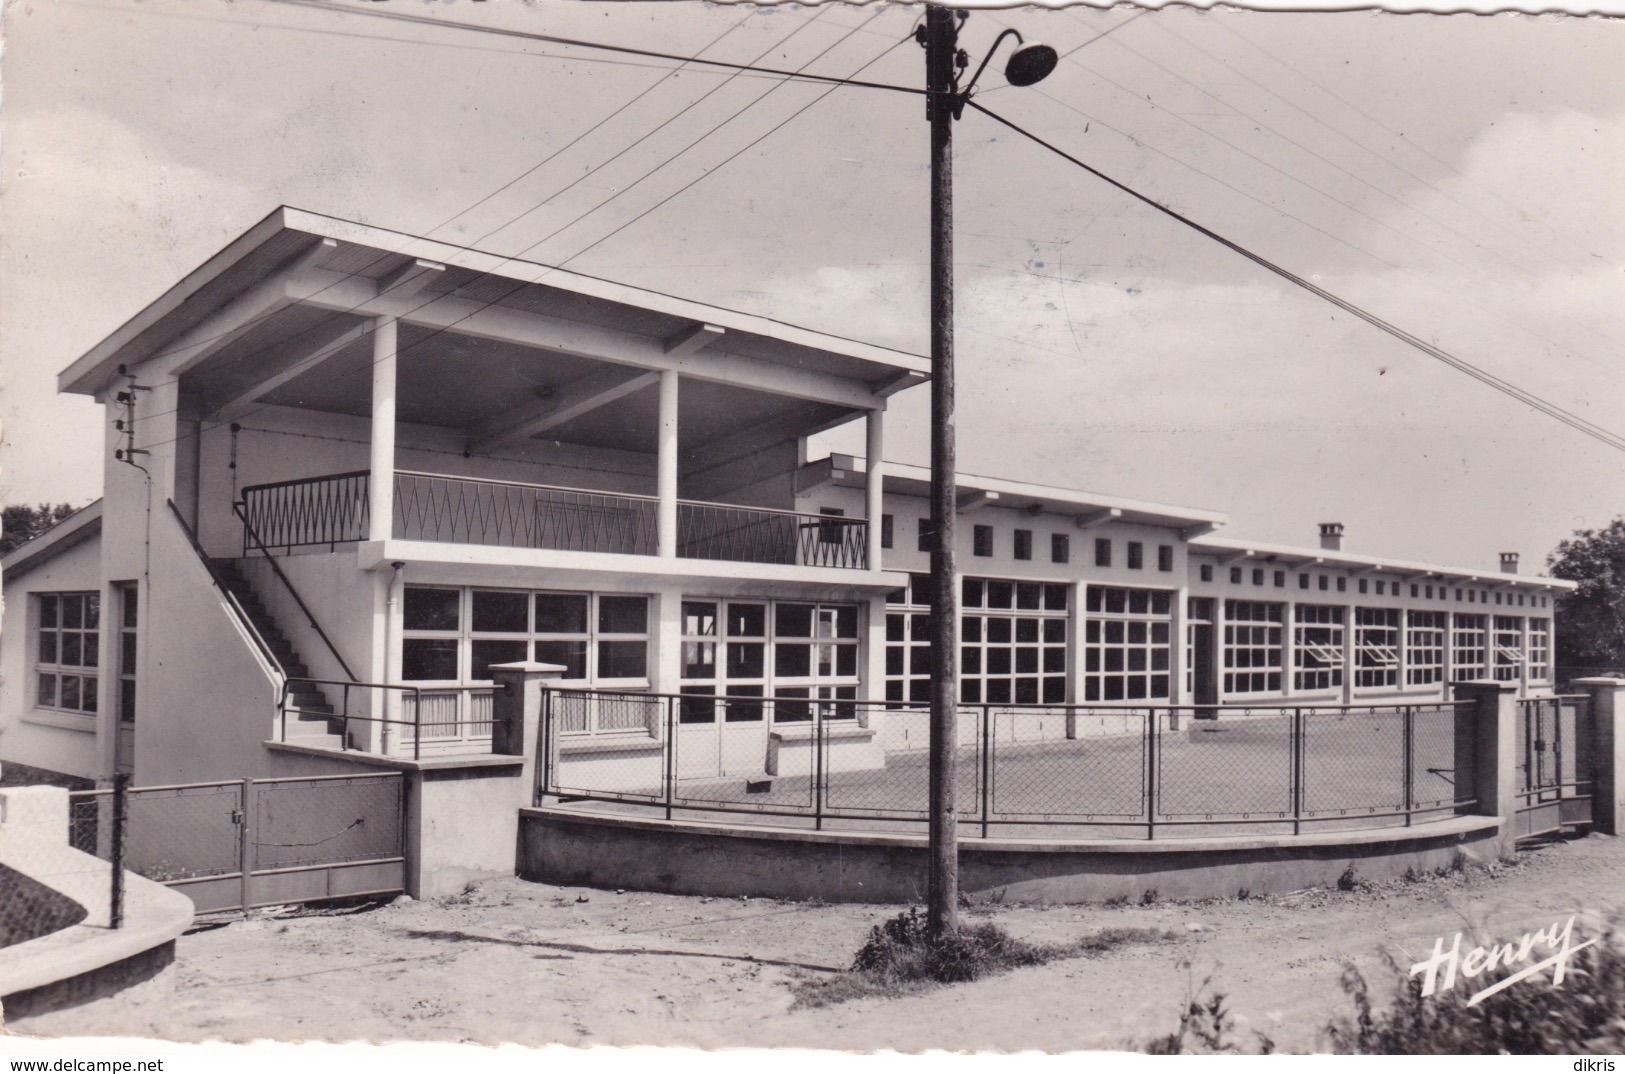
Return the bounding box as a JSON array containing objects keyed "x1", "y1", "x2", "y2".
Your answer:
[
  {"x1": 1318, "y1": 522, "x2": 1344, "y2": 552},
  {"x1": 1500, "y1": 552, "x2": 1520, "y2": 575}
]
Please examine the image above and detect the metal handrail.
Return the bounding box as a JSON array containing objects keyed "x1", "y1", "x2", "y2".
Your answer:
[
  {"x1": 234, "y1": 501, "x2": 359, "y2": 682},
  {"x1": 166, "y1": 500, "x2": 284, "y2": 678},
  {"x1": 397, "y1": 469, "x2": 659, "y2": 503},
  {"x1": 239, "y1": 469, "x2": 371, "y2": 496},
  {"x1": 278, "y1": 677, "x2": 424, "y2": 761}
]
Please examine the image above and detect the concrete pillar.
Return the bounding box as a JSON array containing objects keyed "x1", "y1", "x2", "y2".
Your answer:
[
  {"x1": 1519, "y1": 616, "x2": 1532, "y2": 698},
  {"x1": 368, "y1": 317, "x2": 397, "y2": 542},
  {"x1": 1169, "y1": 585, "x2": 1189, "y2": 710},
  {"x1": 1340, "y1": 603, "x2": 1355, "y2": 705},
  {"x1": 866, "y1": 409, "x2": 885, "y2": 572},
  {"x1": 1570, "y1": 678, "x2": 1625, "y2": 836},
  {"x1": 489, "y1": 661, "x2": 568, "y2": 787},
  {"x1": 1281, "y1": 600, "x2": 1296, "y2": 701},
  {"x1": 1451, "y1": 680, "x2": 1518, "y2": 848},
  {"x1": 651, "y1": 588, "x2": 684, "y2": 700},
  {"x1": 657, "y1": 369, "x2": 679, "y2": 558}
]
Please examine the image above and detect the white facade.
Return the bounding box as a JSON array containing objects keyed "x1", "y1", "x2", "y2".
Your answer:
[{"x1": 0, "y1": 210, "x2": 1577, "y2": 786}]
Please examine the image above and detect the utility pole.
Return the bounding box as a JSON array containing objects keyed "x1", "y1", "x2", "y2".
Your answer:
[
  {"x1": 918, "y1": 6, "x2": 1055, "y2": 943},
  {"x1": 924, "y1": 3, "x2": 961, "y2": 942}
]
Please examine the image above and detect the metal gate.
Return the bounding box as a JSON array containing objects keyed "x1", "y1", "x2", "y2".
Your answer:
[
  {"x1": 1515, "y1": 695, "x2": 1595, "y2": 840},
  {"x1": 69, "y1": 772, "x2": 405, "y2": 913}
]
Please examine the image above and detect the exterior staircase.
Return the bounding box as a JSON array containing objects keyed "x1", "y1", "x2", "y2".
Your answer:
[{"x1": 210, "y1": 558, "x2": 349, "y2": 751}]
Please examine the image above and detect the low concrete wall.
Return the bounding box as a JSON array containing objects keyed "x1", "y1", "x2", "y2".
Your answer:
[
  {"x1": 517, "y1": 808, "x2": 1505, "y2": 904},
  {"x1": 0, "y1": 786, "x2": 193, "y2": 1018}
]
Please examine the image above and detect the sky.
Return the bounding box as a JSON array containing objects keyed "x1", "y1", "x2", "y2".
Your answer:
[{"x1": 2, "y1": 0, "x2": 1623, "y2": 575}]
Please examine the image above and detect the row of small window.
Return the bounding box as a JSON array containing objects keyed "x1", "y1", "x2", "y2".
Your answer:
[
  {"x1": 880, "y1": 516, "x2": 1174, "y2": 572},
  {"x1": 33, "y1": 589, "x2": 138, "y2": 721},
  {"x1": 1204, "y1": 600, "x2": 1551, "y2": 695},
  {"x1": 1198, "y1": 563, "x2": 1551, "y2": 609}
]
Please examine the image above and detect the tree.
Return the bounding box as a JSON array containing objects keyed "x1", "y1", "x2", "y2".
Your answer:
[
  {"x1": 1547, "y1": 518, "x2": 1625, "y2": 676},
  {"x1": 0, "y1": 502, "x2": 80, "y2": 556}
]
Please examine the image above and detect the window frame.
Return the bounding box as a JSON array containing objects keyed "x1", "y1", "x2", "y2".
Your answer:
[
  {"x1": 1293, "y1": 603, "x2": 1345, "y2": 692},
  {"x1": 35, "y1": 591, "x2": 101, "y2": 716},
  {"x1": 1222, "y1": 600, "x2": 1284, "y2": 696}
]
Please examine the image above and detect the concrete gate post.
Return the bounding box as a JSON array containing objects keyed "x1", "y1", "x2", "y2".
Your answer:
[
  {"x1": 1569, "y1": 677, "x2": 1625, "y2": 836},
  {"x1": 402, "y1": 661, "x2": 565, "y2": 899},
  {"x1": 1450, "y1": 680, "x2": 1518, "y2": 854},
  {"x1": 490, "y1": 661, "x2": 568, "y2": 792}
]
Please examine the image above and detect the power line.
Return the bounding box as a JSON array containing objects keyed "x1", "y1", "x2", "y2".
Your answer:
[
  {"x1": 965, "y1": 99, "x2": 1625, "y2": 454},
  {"x1": 1018, "y1": 70, "x2": 1617, "y2": 383},
  {"x1": 125, "y1": 4, "x2": 834, "y2": 427},
  {"x1": 1213, "y1": 18, "x2": 1609, "y2": 272},
  {"x1": 133, "y1": 11, "x2": 902, "y2": 454},
  {"x1": 265, "y1": 0, "x2": 924, "y2": 98}
]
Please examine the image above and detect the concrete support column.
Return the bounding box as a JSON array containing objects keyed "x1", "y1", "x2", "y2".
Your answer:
[
  {"x1": 1451, "y1": 680, "x2": 1518, "y2": 849},
  {"x1": 489, "y1": 661, "x2": 568, "y2": 788},
  {"x1": 1570, "y1": 677, "x2": 1625, "y2": 835},
  {"x1": 657, "y1": 369, "x2": 679, "y2": 558},
  {"x1": 1169, "y1": 586, "x2": 1189, "y2": 711},
  {"x1": 651, "y1": 589, "x2": 684, "y2": 702},
  {"x1": 368, "y1": 317, "x2": 397, "y2": 542},
  {"x1": 865, "y1": 409, "x2": 885, "y2": 571},
  {"x1": 863, "y1": 593, "x2": 887, "y2": 729},
  {"x1": 1340, "y1": 604, "x2": 1355, "y2": 705}
]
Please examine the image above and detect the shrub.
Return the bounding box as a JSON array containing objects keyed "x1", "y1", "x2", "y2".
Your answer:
[
  {"x1": 792, "y1": 908, "x2": 1173, "y2": 1008},
  {"x1": 1324, "y1": 923, "x2": 1625, "y2": 1054}
]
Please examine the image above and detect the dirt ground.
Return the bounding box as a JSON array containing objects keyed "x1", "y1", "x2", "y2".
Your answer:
[{"x1": 9, "y1": 831, "x2": 1625, "y2": 1053}]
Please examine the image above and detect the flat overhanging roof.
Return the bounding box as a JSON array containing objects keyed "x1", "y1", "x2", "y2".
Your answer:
[
  {"x1": 58, "y1": 206, "x2": 932, "y2": 399},
  {"x1": 813, "y1": 456, "x2": 1228, "y2": 532},
  {"x1": 1190, "y1": 534, "x2": 1577, "y2": 591}
]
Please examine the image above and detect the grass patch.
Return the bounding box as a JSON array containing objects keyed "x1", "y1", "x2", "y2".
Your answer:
[{"x1": 792, "y1": 907, "x2": 1173, "y2": 1008}]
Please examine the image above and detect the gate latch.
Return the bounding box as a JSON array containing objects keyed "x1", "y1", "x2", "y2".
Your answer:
[{"x1": 230, "y1": 808, "x2": 245, "y2": 826}]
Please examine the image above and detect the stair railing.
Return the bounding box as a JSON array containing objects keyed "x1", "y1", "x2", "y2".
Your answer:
[
  {"x1": 166, "y1": 501, "x2": 284, "y2": 677},
  {"x1": 232, "y1": 501, "x2": 359, "y2": 683}
]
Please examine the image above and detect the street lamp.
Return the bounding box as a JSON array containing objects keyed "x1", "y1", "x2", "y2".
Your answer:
[{"x1": 918, "y1": 7, "x2": 1055, "y2": 941}]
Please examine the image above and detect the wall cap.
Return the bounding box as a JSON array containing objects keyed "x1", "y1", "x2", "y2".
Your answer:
[
  {"x1": 489, "y1": 662, "x2": 569, "y2": 675},
  {"x1": 524, "y1": 805, "x2": 1503, "y2": 855}
]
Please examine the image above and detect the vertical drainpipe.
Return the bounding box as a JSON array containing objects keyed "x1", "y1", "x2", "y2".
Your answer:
[{"x1": 382, "y1": 561, "x2": 404, "y2": 755}]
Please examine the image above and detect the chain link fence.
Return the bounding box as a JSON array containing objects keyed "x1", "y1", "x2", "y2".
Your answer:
[{"x1": 539, "y1": 690, "x2": 1485, "y2": 838}]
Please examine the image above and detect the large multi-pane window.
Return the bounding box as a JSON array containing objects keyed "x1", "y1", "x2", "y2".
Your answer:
[
  {"x1": 1353, "y1": 607, "x2": 1401, "y2": 688},
  {"x1": 962, "y1": 577, "x2": 1069, "y2": 704},
  {"x1": 36, "y1": 592, "x2": 100, "y2": 714},
  {"x1": 1452, "y1": 614, "x2": 1488, "y2": 680},
  {"x1": 1405, "y1": 610, "x2": 1447, "y2": 686},
  {"x1": 682, "y1": 598, "x2": 859, "y2": 722},
  {"x1": 402, "y1": 586, "x2": 649, "y2": 687},
  {"x1": 1293, "y1": 604, "x2": 1344, "y2": 692},
  {"x1": 1493, "y1": 616, "x2": 1524, "y2": 682},
  {"x1": 1529, "y1": 618, "x2": 1551, "y2": 682},
  {"x1": 885, "y1": 573, "x2": 934, "y2": 706},
  {"x1": 1222, "y1": 600, "x2": 1283, "y2": 695},
  {"x1": 1084, "y1": 586, "x2": 1172, "y2": 702}
]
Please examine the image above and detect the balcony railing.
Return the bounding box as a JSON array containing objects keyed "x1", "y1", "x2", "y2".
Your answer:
[{"x1": 238, "y1": 470, "x2": 868, "y2": 569}]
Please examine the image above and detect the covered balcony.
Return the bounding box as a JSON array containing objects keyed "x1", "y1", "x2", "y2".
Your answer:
[{"x1": 85, "y1": 209, "x2": 931, "y2": 578}]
